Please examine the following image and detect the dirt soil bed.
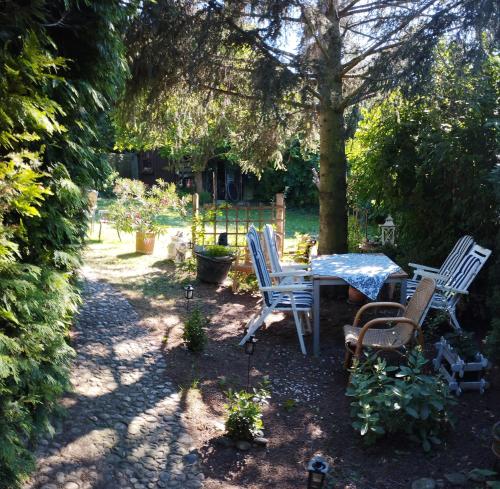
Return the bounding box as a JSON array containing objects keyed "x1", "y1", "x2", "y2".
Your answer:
[{"x1": 84, "y1": 248, "x2": 499, "y2": 489}]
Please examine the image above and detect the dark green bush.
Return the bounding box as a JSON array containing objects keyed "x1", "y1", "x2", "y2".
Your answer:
[
  {"x1": 349, "y1": 43, "x2": 498, "y2": 329},
  {"x1": 182, "y1": 308, "x2": 208, "y2": 352},
  {"x1": 0, "y1": 2, "x2": 131, "y2": 486},
  {"x1": 252, "y1": 139, "x2": 319, "y2": 208},
  {"x1": 347, "y1": 349, "x2": 455, "y2": 451}
]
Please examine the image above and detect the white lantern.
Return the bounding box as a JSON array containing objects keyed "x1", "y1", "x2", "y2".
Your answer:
[{"x1": 380, "y1": 215, "x2": 396, "y2": 245}]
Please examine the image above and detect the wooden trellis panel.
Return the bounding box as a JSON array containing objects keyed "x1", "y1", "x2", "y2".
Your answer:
[{"x1": 192, "y1": 193, "x2": 285, "y2": 272}]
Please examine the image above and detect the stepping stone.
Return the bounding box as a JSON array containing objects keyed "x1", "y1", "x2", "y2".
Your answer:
[{"x1": 411, "y1": 478, "x2": 436, "y2": 489}]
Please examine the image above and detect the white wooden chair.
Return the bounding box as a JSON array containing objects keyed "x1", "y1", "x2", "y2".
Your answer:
[
  {"x1": 239, "y1": 226, "x2": 313, "y2": 354},
  {"x1": 407, "y1": 244, "x2": 491, "y2": 331},
  {"x1": 406, "y1": 235, "x2": 474, "y2": 295},
  {"x1": 262, "y1": 224, "x2": 311, "y2": 286}
]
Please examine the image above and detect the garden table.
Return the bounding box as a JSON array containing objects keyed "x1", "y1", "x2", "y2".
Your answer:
[{"x1": 311, "y1": 253, "x2": 408, "y2": 356}]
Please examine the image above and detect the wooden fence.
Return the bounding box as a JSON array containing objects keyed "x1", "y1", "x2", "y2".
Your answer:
[{"x1": 192, "y1": 193, "x2": 285, "y2": 272}]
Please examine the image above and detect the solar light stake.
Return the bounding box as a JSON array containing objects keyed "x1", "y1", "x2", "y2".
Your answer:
[
  {"x1": 183, "y1": 284, "x2": 194, "y2": 311},
  {"x1": 307, "y1": 456, "x2": 329, "y2": 489},
  {"x1": 243, "y1": 333, "x2": 257, "y2": 391}
]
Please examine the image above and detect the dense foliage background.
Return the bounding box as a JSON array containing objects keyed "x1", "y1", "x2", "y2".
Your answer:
[
  {"x1": 349, "y1": 43, "x2": 499, "y2": 341},
  {"x1": 0, "y1": 1, "x2": 130, "y2": 486}
]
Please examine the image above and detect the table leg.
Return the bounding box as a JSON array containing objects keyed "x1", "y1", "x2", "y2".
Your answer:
[
  {"x1": 313, "y1": 279, "x2": 320, "y2": 356},
  {"x1": 400, "y1": 278, "x2": 407, "y2": 304}
]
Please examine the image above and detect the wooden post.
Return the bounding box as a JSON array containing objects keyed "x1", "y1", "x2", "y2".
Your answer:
[
  {"x1": 212, "y1": 170, "x2": 217, "y2": 203},
  {"x1": 276, "y1": 193, "x2": 285, "y2": 256},
  {"x1": 192, "y1": 193, "x2": 199, "y2": 247}
]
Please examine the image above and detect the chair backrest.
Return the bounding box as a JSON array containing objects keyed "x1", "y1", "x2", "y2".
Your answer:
[
  {"x1": 404, "y1": 277, "x2": 437, "y2": 326},
  {"x1": 442, "y1": 244, "x2": 492, "y2": 304},
  {"x1": 263, "y1": 224, "x2": 282, "y2": 274},
  {"x1": 439, "y1": 235, "x2": 475, "y2": 279},
  {"x1": 247, "y1": 226, "x2": 273, "y2": 306}
]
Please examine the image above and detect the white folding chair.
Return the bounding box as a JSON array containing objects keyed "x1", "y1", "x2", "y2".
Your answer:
[
  {"x1": 407, "y1": 235, "x2": 474, "y2": 295},
  {"x1": 262, "y1": 224, "x2": 311, "y2": 287},
  {"x1": 408, "y1": 244, "x2": 491, "y2": 331},
  {"x1": 239, "y1": 226, "x2": 313, "y2": 354}
]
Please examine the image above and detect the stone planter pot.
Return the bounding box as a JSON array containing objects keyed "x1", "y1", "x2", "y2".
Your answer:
[
  {"x1": 195, "y1": 251, "x2": 235, "y2": 284},
  {"x1": 348, "y1": 286, "x2": 366, "y2": 305},
  {"x1": 492, "y1": 421, "x2": 500, "y2": 460},
  {"x1": 136, "y1": 232, "x2": 156, "y2": 255}
]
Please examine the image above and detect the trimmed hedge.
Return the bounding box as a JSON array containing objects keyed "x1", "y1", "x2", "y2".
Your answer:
[{"x1": 0, "y1": 1, "x2": 131, "y2": 486}]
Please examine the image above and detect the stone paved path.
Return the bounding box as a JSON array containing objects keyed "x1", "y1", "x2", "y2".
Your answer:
[{"x1": 25, "y1": 268, "x2": 204, "y2": 489}]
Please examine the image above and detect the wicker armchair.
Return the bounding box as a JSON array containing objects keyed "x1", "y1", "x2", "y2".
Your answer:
[{"x1": 343, "y1": 277, "x2": 436, "y2": 368}]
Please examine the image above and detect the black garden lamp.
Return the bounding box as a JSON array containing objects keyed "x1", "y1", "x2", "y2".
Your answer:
[
  {"x1": 183, "y1": 284, "x2": 194, "y2": 311},
  {"x1": 244, "y1": 334, "x2": 257, "y2": 356},
  {"x1": 307, "y1": 456, "x2": 329, "y2": 489},
  {"x1": 243, "y1": 332, "x2": 257, "y2": 390}
]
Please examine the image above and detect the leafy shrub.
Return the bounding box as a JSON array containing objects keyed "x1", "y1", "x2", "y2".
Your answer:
[
  {"x1": 347, "y1": 349, "x2": 455, "y2": 451},
  {"x1": 347, "y1": 215, "x2": 364, "y2": 252},
  {"x1": 252, "y1": 138, "x2": 319, "y2": 208},
  {"x1": 293, "y1": 232, "x2": 317, "y2": 263},
  {"x1": 198, "y1": 245, "x2": 236, "y2": 258},
  {"x1": 225, "y1": 385, "x2": 271, "y2": 441},
  {"x1": 109, "y1": 177, "x2": 188, "y2": 234},
  {"x1": 182, "y1": 308, "x2": 208, "y2": 352},
  {"x1": 229, "y1": 271, "x2": 259, "y2": 293},
  {"x1": 349, "y1": 44, "x2": 498, "y2": 325}
]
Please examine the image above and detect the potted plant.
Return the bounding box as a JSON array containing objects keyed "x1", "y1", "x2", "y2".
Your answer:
[
  {"x1": 195, "y1": 245, "x2": 237, "y2": 284},
  {"x1": 109, "y1": 178, "x2": 187, "y2": 254}
]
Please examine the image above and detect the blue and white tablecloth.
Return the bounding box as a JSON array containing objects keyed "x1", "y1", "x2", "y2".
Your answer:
[{"x1": 311, "y1": 253, "x2": 402, "y2": 301}]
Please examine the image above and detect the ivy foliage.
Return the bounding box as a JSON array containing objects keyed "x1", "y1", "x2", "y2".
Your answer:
[{"x1": 0, "y1": 1, "x2": 133, "y2": 486}]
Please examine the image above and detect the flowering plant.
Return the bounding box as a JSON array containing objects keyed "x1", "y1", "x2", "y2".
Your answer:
[{"x1": 109, "y1": 178, "x2": 188, "y2": 234}]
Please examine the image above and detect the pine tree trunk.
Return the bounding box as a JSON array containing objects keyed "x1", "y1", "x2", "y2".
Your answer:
[
  {"x1": 317, "y1": 1, "x2": 348, "y2": 254},
  {"x1": 194, "y1": 171, "x2": 203, "y2": 194},
  {"x1": 318, "y1": 103, "x2": 348, "y2": 254}
]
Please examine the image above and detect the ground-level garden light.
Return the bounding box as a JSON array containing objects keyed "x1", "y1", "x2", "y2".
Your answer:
[
  {"x1": 243, "y1": 330, "x2": 257, "y2": 391},
  {"x1": 183, "y1": 284, "x2": 194, "y2": 311},
  {"x1": 307, "y1": 456, "x2": 329, "y2": 489}
]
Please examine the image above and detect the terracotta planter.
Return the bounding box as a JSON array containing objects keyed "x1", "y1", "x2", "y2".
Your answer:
[
  {"x1": 493, "y1": 421, "x2": 500, "y2": 460},
  {"x1": 135, "y1": 232, "x2": 156, "y2": 255},
  {"x1": 348, "y1": 286, "x2": 366, "y2": 305}
]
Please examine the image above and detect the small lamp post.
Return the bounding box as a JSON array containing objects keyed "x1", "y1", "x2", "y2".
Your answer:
[
  {"x1": 307, "y1": 456, "x2": 329, "y2": 489},
  {"x1": 183, "y1": 284, "x2": 194, "y2": 311},
  {"x1": 379, "y1": 215, "x2": 396, "y2": 246},
  {"x1": 243, "y1": 331, "x2": 257, "y2": 391}
]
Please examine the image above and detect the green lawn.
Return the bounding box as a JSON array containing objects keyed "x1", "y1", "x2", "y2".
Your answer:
[{"x1": 96, "y1": 198, "x2": 319, "y2": 246}]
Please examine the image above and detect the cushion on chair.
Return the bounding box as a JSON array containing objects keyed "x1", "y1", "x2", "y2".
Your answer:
[
  {"x1": 343, "y1": 324, "x2": 412, "y2": 349},
  {"x1": 271, "y1": 291, "x2": 313, "y2": 309}
]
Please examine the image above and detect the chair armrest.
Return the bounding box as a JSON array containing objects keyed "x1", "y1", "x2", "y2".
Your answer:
[
  {"x1": 260, "y1": 284, "x2": 311, "y2": 292},
  {"x1": 413, "y1": 270, "x2": 449, "y2": 282},
  {"x1": 408, "y1": 263, "x2": 440, "y2": 273},
  {"x1": 270, "y1": 270, "x2": 311, "y2": 278},
  {"x1": 438, "y1": 285, "x2": 469, "y2": 295},
  {"x1": 353, "y1": 302, "x2": 406, "y2": 327},
  {"x1": 353, "y1": 317, "x2": 423, "y2": 358},
  {"x1": 282, "y1": 263, "x2": 310, "y2": 270}
]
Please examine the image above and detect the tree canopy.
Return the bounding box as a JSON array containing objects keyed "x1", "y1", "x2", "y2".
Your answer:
[{"x1": 123, "y1": 0, "x2": 498, "y2": 253}]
